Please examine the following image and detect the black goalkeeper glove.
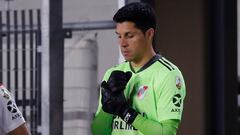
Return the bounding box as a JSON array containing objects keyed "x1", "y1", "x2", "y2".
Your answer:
[
  {"x1": 101, "y1": 71, "x2": 138, "y2": 124},
  {"x1": 107, "y1": 70, "x2": 132, "y2": 92}
]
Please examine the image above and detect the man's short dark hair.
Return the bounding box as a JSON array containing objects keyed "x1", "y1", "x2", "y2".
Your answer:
[{"x1": 113, "y1": 2, "x2": 156, "y2": 33}]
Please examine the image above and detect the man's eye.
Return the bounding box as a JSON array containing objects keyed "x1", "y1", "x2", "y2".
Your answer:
[{"x1": 127, "y1": 35, "x2": 134, "y2": 38}]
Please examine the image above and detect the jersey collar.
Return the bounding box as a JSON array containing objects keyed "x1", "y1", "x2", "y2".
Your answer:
[{"x1": 129, "y1": 54, "x2": 162, "y2": 73}]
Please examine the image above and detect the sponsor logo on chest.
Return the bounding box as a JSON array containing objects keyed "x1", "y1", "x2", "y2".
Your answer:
[
  {"x1": 112, "y1": 116, "x2": 137, "y2": 131},
  {"x1": 112, "y1": 112, "x2": 146, "y2": 131}
]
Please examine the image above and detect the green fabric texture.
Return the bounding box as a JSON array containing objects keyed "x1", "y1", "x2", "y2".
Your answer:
[
  {"x1": 132, "y1": 115, "x2": 179, "y2": 135},
  {"x1": 92, "y1": 109, "x2": 113, "y2": 135},
  {"x1": 92, "y1": 111, "x2": 179, "y2": 135}
]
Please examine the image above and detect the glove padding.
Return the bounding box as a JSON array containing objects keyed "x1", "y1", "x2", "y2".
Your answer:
[
  {"x1": 107, "y1": 70, "x2": 132, "y2": 93},
  {"x1": 101, "y1": 71, "x2": 138, "y2": 124},
  {"x1": 101, "y1": 81, "x2": 128, "y2": 116}
]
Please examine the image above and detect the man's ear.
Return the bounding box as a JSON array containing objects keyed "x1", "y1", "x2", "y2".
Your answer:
[{"x1": 145, "y1": 28, "x2": 155, "y2": 41}]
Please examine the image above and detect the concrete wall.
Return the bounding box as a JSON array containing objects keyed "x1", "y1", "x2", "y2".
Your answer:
[
  {"x1": 154, "y1": 0, "x2": 205, "y2": 135},
  {"x1": 63, "y1": 1, "x2": 119, "y2": 134},
  {"x1": 63, "y1": 0, "x2": 119, "y2": 82}
]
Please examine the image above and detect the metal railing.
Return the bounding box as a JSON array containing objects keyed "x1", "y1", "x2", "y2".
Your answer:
[{"x1": 0, "y1": 9, "x2": 41, "y2": 135}]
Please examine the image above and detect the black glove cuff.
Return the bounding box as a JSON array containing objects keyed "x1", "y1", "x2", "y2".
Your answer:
[{"x1": 120, "y1": 107, "x2": 138, "y2": 124}]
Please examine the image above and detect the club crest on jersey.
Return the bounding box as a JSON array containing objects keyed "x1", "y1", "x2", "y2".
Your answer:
[
  {"x1": 137, "y1": 86, "x2": 148, "y2": 100},
  {"x1": 175, "y1": 76, "x2": 182, "y2": 90}
]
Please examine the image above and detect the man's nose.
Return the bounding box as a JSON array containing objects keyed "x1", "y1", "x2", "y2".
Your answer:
[{"x1": 119, "y1": 38, "x2": 128, "y2": 47}]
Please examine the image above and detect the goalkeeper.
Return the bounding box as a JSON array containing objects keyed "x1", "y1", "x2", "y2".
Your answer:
[{"x1": 92, "y1": 2, "x2": 186, "y2": 135}]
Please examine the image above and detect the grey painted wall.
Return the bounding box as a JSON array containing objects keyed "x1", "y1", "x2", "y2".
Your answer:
[{"x1": 62, "y1": 0, "x2": 119, "y2": 82}]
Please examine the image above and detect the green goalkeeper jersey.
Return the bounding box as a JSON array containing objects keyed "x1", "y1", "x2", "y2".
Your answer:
[{"x1": 92, "y1": 54, "x2": 186, "y2": 135}]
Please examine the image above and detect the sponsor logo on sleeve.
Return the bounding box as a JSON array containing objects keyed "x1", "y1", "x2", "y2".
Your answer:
[
  {"x1": 7, "y1": 100, "x2": 22, "y2": 120},
  {"x1": 171, "y1": 94, "x2": 182, "y2": 113},
  {"x1": 7, "y1": 101, "x2": 18, "y2": 113},
  {"x1": 1, "y1": 84, "x2": 22, "y2": 120}
]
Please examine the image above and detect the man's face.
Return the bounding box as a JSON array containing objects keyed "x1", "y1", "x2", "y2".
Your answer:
[{"x1": 115, "y1": 21, "x2": 149, "y2": 63}]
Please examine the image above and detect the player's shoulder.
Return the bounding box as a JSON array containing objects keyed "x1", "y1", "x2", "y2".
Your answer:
[
  {"x1": 155, "y1": 55, "x2": 178, "y2": 71},
  {"x1": 154, "y1": 55, "x2": 183, "y2": 77}
]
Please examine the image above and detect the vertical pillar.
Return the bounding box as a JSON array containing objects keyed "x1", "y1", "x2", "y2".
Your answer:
[
  {"x1": 41, "y1": 0, "x2": 63, "y2": 135},
  {"x1": 49, "y1": 0, "x2": 64, "y2": 134},
  {"x1": 206, "y1": 0, "x2": 238, "y2": 134}
]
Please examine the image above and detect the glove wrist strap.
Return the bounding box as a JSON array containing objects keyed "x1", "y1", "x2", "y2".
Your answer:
[{"x1": 120, "y1": 107, "x2": 138, "y2": 124}]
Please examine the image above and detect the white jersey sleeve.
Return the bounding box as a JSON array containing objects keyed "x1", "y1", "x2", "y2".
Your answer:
[{"x1": 0, "y1": 84, "x2": 26, "y2": 134}]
